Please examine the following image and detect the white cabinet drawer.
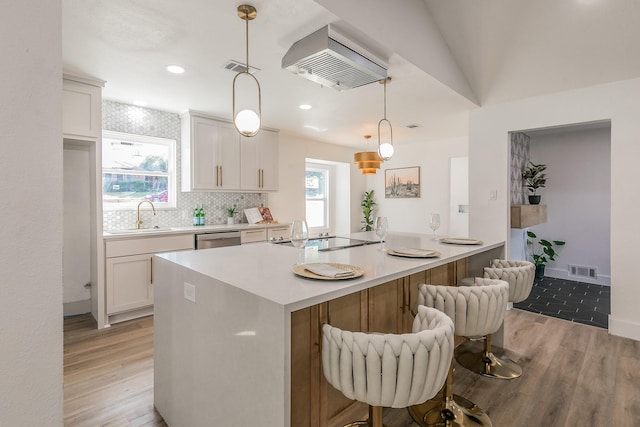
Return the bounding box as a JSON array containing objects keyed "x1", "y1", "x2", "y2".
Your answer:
[
  {"x1": 241, "y1": 229, "x2": 267, "y2": 244},
  {"x1": 106, "y1": 234, "x2": 194, "y2": 258},
  {"x1": 267, "y1": 227, "x2": 290, "y2": 241}
]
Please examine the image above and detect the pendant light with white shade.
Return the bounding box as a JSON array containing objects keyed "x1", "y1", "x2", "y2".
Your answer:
[
  {"x1": 377, "y1": 77, "x2": 394, "y2": 160},
  {"x1": 232, "y1": 4, "x2": 261, "y2": 137}
]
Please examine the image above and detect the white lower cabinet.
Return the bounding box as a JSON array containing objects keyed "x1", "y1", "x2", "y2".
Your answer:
[
  {"x1": 241, "y1": 226, "x2": 291, "y2": 243},
  {"x1": 105, "y1": 234, "x2": 193, "y2": 322},
  {"x1": 106, "y1": 254, "x2": 153, "y2": 314},
  {"x1": 267, "y1": 226, "x2": 290, "y2": 241},
  {"x1": 240, "y1": 229, "x2": 267, "y2": 244}
]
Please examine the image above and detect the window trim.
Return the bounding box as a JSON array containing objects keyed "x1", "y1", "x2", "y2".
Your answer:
[
  {"x1": 102, "y1": 130, "x2": 177, "y2": 211},
  {"x1": 305, "y1": 162, "x2": 335, "y2": 233}
]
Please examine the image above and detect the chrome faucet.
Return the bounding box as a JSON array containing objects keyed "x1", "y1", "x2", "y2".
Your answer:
[{"x1": 136, "y1": 200, "x2": 156, "y2": 229}]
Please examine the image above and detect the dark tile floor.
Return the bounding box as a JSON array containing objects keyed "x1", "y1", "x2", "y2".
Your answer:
[{"x1": 514, "y1": 276, "x2": 610, "y2": 329}]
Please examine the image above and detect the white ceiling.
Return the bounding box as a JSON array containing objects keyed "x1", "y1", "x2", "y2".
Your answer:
[{"x1": 62, "y1": 0, "x2": 640, "y2": 149}]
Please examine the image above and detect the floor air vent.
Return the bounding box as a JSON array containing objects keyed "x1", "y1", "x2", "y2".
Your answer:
[{"x1": 568, "y1": 265, "x2": 597, "y2": 279}]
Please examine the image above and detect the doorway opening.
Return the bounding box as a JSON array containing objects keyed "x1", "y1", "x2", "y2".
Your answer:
[{"x1": 508, "y1": 120, "x2": 611, "y2": 325}]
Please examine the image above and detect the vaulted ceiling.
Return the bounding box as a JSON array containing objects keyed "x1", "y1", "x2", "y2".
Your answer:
[{"x1": 62, "y1": 0, "x2": 640, "y2": 148}]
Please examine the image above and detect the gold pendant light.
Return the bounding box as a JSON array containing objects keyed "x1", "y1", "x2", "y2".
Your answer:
[
  {"x1": 378, "y1": 77, "x2": 394, "y2": 160},
  {"x1": 354, "y1": 135, "x2": 382, "y2": 175},
  {"x1": 232, "y1": 4, "x2": 261, "y2": 137}
]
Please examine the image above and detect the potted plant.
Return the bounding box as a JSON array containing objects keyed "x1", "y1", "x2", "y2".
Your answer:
[
  {"x1": 526, "y1": 231, "x2": 566, "y2": 279},
  {"x1": 226, "y1": 207, "x2": 237, "y2": 225},
  {"x1": 522, "y1": 162, "x2": 547, "y2": 205},
  {"x1": 361, "y1": 190, "x2": 376, "y2": 231}
]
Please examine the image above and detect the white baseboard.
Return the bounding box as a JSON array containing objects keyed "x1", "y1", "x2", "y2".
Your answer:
[
  {"x1": 609, "y1": 316, "x2": 640, "y2": 341},
  {"x1": 544, "y1": 267, "x2": 611, "y2": 286},
  {"x1": 63, "y1": 299, "x2": 92, "y2": 316},
  {"x1": 107, "y1": 306, "x2": 154, "y2": 325}
]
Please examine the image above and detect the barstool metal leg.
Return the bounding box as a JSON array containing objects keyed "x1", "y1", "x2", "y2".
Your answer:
[
  {"x1": 455, "y1": 334, "x2": 522, "y2": 379},
  {"x1": 408, "y1": 363, "x2": 492, "y2": 427},
  {"x1": 344, "y1": 406, "x2": 386, "y2": 427}
]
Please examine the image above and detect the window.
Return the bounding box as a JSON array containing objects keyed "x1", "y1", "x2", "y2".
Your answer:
[
  {"x1": 305, "y1": 163, "x2": 331, "y2": 231},
  {"x1": 102, "y1": 131, "x2": 176, "y2": 210}
]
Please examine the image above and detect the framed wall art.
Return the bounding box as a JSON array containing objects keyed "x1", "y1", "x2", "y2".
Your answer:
[{"x1": 385, "y1": 166, "x2": 420, "y2": 198}]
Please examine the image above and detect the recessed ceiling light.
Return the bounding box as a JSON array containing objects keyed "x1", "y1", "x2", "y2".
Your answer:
[
  {"x1": 133, "y1": 100, "x2": 147, "y2": 107},
  {"x1": 166, "y1": 65, "x2": 185, "y2": 74},
  {"x1": 303, "y1": 124, "x2": 327, "y2": 132},
  {"x1": 299, "y1": 104, "x2": 312, "y2": 110}
]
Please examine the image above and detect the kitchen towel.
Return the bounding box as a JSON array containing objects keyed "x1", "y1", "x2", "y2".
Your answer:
[
  {"x1": 304, "y1": 264, "x2": 355, "y2": 278},
  {"x1": 390, "y1": 248, "x2": 436, "y2": 256}
]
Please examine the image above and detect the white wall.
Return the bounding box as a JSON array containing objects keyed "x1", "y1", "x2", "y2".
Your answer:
[
  {"x1": 469, "y1": 78, "x2": 640, "y2": 341},
  {"x1": 528, "y1": 127, "x2": 611, "y2": 285},
  {"x1": 63, "y1": 144, "x2": 92, "y2": 311},
  {"x1": 449, "y1": 156, "x2": 469, "y2": 237},
  {"x1": 0, "y1": 0, "x2": 63, "y2": 425},
  {"x1": 269, "y1": 131, "x2": 367, "y2": 233},
  {"x1": 369, "y1": 137, "x2": 468, "y2": 235},
  {"x1": 270, "y1": 134, "x2": 467, "y2": 237}
]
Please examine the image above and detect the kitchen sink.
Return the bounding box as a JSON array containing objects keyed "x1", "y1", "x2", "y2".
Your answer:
[{"x1": 106, "y1": 227, "x2": 174, "y2": 234}]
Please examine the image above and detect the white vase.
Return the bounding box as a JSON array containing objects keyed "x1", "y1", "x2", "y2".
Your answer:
[{"x1": 227, "y1": 217, "x2": 234, "y2": 225}]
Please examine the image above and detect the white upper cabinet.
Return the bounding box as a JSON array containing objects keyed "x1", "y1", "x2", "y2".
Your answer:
[
  {"x1": 62, "y1": 74, "x2": 104, "y2": 140},
  {"x1": 241, "y1": 129, "x2": 279, "y2": 191},
  {"x1": 182, "y1": 111, "x2": 278, "y2": 192},
  {"x1": 182, "y1": 112, "x2": 241, "y2": 191},
  {"x1": 218, "y1": 121, "x2": 242, "y2": 189}
]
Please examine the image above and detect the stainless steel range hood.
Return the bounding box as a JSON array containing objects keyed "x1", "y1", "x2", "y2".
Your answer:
[{"x1": 282, "y1": 25, "x2": 388, "y2": 91}]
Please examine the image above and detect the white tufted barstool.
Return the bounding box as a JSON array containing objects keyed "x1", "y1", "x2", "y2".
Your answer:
[
  {"x1": 322, "y1": 306, "x2": 455, "y2": 427},
  {"x1": 456, "y1": 260, "x2": 535, "y2": 379},
  {"x1": 408, "y1": 278, "x2": 509, "y2": 427},
  {"x1": 485, "y1": 259, "x2": 535, "y2": 306}
]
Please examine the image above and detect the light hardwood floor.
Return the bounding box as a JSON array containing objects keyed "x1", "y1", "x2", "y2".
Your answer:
[
  {"x1": 64, "y1": 314, "x2": 166, "y2": 426},
  {"x1": 64, "y1": 309, "x2": 640, "y2": 427}
]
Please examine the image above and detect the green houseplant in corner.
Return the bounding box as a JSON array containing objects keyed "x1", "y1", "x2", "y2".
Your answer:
[
  {"x1": 361, "y1": 190, "x2": 376, "y2": 231},
  {"x1": 526, "y1": 231, "x2": 566, "y2": 279},
  {"x1": 522, "y1": 162, "x2": 547, "y2": 205}
]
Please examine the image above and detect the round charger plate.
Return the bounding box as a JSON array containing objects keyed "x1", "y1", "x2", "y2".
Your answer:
[
  {"x1": 386, "y1": 248, "x2": 441, "y2": 258},
  {"x1": 293, "y1": 263, "x2": 364, "y2": 280},
  {"x1": 440, "y1": 237, "x2": 483, "y2": 245}
]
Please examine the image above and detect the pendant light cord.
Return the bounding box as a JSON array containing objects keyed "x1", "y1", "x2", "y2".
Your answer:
[
  {"x1": 383, "y1": 78, "x2": 387, "y2": 119},
  {"x1": 377, "y1": 77, "x2": 394, "y2": 160},
  {"x1": 232, "y1": 5, "x2": 261, "y2": 137},
  {"x1": 245, "y1": 13, "x2": 250, "y2": 70}
]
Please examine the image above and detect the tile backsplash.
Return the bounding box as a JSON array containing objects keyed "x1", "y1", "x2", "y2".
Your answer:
[
  {"x1": 510, "y1": 131, "x2": 530, "y2": 205},
  {"x1": 102, "y1": 100, "x2": 267, "y2": 230}
]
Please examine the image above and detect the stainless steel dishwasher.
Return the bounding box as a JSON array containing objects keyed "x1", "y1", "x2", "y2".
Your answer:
[{"x1": 194, "y1": 231, "x2": 241, "y2": 249}]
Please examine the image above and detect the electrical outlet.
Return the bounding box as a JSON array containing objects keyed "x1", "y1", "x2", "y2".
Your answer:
[{"x1": 183, "y1": 282, "x2": 196, "y2": 302}]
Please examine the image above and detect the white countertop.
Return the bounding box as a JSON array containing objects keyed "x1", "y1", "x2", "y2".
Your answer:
[
  {"x1": 156, "y1": 231, "x2": 504, "y2": 312},
  {"x1": 153, "y1": 231, "x2": 505, "y2": 427},
  {"x1": 103, "y1": 222, "x2": 289, "y2": 240}
]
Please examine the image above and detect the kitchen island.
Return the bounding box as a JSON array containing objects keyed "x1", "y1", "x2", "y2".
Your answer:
[{"x1": 153, "y1": 232, "x2": 504, "y2": 427}]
